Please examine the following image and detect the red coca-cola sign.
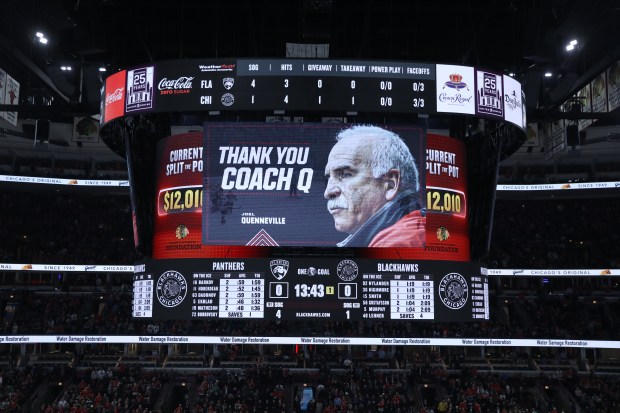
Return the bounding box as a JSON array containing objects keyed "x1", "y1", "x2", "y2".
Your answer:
[
  {"x1": 105, "y1": 88, "x2": 124, "y2": 104},
  {"x1": 103, "y1": 70, "x2": 126, "y2": 124}
]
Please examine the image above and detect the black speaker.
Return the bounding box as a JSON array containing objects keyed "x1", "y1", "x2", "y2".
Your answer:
[
  {"x1": 302, "y1": 0, "x2": 333, "y2": 40},
  {"x1": 35, "y1": 119, "x2": 50, "y2": 142},
  {"x1": 566, "y1": 124, "x2": 579, "y2": 146}
]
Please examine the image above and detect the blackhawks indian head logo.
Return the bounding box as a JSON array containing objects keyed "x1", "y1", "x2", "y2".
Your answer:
[
  {"x1": 175, "y1": 224, "x2": 189, "y2": 239},
  {"x1": 337, "y1": 260, "x2": 358, "y2": 282},
  {"x1": 156, "y1": 270, "x2": 187, "y2": 308},
  {"x1": 439, "y1": 273, "x2": 468, "y2": 310},
  {"x1": 436, "y1": 226, "x2": 450, "y2": 241}
]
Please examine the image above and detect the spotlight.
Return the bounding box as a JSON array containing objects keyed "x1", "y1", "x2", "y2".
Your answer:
[
  {"x1": 35, "y1": 32, "x2": 48, "y2": 44},
  {"x1": 566, "y1": 39, "x2": 578, "y2": 51},
  {"x1": 544, "y1": 72, "x2": 553, "y2": 77}
]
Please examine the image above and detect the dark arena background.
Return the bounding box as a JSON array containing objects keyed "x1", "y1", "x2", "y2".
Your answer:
[{"x1": 1, "y1": 1, "x2": 620, "y2": 412}]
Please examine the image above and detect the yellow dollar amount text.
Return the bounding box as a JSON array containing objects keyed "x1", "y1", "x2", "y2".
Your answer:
[
  {"x1": 426, "y1": 187, "x2": 466, "y2": 216},
  {"x1": 160, "y1": 186, "x2": 203, "y2": 213}
]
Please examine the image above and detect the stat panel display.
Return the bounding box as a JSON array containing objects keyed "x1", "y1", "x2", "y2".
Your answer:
[
  {"x1": 133, "y1": 258, "x2": 489, "y2": 322},
  {"x1": 101, "y1": 59, "x2": 526, "y2": 130}
]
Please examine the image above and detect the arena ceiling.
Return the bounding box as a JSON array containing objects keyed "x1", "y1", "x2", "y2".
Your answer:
[{"x1": 0, "y1": 0, "x2": 618, "y2": 119}]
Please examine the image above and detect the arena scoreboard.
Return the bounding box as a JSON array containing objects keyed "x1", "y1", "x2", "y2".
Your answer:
[
  {"x1": 102, "y1": 59, "x2": 527, "y2": 130},
  {"x1": 203, "y1": 59, "x2": 436, "y2": 113},
  {"x1": 132, "y1": 259, "x2": 489, "y2": 322}
]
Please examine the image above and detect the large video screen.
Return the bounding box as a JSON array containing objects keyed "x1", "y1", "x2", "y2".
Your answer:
[
  {"x1": 152, "y1": 122, "x2": 469, "y2": 261},
  {"x1": 204, "y1": 123, "x2": 426, "y2": 247},
  {"x1": 133, "y1": 258, "x2": 489, "y2": 322}
]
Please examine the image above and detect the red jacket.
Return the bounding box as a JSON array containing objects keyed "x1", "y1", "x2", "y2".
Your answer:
[{"x1": 369, "y1": 210, "x2": 426, "y2": 247}]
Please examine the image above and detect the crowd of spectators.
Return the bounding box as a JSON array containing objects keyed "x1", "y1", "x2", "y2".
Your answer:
[
  {"x1": 564, "y1": 375, "x2": 620, "y2": 413},
  {"x1": 40, "y1": 365, "x2": 163, "y2": 413},
  {"x1": 439, "y1": 369, "x2": 553, "y2": 413},
  {"x1": 497, "y1": 162, "x2": 620, "y2": 185},
  {"x1": 1, "y1": 359, "x2": 617, "y2": 413},
  {"x1": 189, "y1": 365, "x2": 290, "y2": 413},
  {"x1": 488, "y1": 198, "x2": 620, "y2": 270},
  {"x1": 0, "y1": 289, "x2": 615, "y2": 343},
  {"x1": 0, "y1": 190, "x2": 136, "y2": 266},
  {"x1": 2, "y1": 155, "x2": 128, "y2": 180},
  {"x1": 291, "y1": 366, "x2": 413, "y2": 413},
  {"x1": 0, "y1": 366, "x2": 43, "y2": 412}
]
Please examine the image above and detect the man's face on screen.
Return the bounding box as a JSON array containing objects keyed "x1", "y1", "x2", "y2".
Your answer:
[{"x1": 324, "y1": 137, "x2": 387, "y2": 234}]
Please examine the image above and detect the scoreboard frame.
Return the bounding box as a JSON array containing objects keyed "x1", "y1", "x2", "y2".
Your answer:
[
  {"x1": 105, "y1": 58, "x2": 525, "y2": 324},
  {"x1": 133, "y1": 258, "x2": 490, "y2": 323},
  {"x1": 101, "y1": 58, "x2": 526, "y2": 131}
]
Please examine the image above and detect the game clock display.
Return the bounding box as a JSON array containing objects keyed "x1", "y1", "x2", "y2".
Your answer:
[{"x1": 133, "y1": 258, "x2": 489, "y2": 322}]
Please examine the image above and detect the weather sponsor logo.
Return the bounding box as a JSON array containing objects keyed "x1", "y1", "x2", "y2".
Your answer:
[{"x1": 198, "y1": 64, "x2": 235, "y2": 72}]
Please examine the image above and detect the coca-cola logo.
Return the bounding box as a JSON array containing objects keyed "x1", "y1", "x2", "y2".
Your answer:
[
  {"x1": 105, "y1": 88, "x2": 124, "y2": 105},
  {"x1": 158, "y1": 76, "x2": 194, "y2": 90}
]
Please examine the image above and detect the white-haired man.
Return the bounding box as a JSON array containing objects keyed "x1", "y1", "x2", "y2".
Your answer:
[{"x1": 324, "y1": 125, "x2": 425, "y2": 247}]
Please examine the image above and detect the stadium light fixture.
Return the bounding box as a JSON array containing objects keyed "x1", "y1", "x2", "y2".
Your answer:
[{"x1": 35, "y1": 31, "x2": 48, "y2": 44}]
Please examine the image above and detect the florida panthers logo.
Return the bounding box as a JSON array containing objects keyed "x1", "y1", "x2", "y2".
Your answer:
[
  {"x1": 270, "y1": 260, "x2": 289, "y2": 280},
  {"x1": 223, "y1": 77, "x2": 235, "y2": 90}
]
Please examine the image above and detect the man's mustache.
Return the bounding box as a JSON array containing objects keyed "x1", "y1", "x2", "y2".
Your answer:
[{"x1": 327, "y1": 198, "x2": 348, "y2": 211}]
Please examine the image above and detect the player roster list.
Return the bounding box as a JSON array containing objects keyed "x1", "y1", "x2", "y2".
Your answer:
[
  {"x1": 132, "y1": 259, "x2": 489, "y2": 322},
  {"x1": 187, "y1": 272, "x2": 265, "y2": 318},
  {"x1": 132, "y1": 274, "x2": 153, "y2": 318}
]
